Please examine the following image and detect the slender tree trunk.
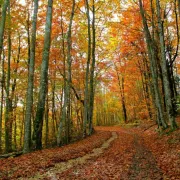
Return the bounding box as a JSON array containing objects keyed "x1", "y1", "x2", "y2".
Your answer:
[
  {"x1": 0, "y1": 50, "x2": 5, "y2": 153},
  {"x1": 83, "y1": 0, "x2": 91, "y2": 137},
  {"x1": 138, "y1": 58, "x2": 153, "y2": 120},
  {"x1": 139, "y1": 0, "x2": 167, "y2": 129},
  {"x1": 121, "y1": 77, "x2": 127, "y2": 122},
  {"x1": 65, "y1": 0, "x2": 75, "y2": 143},
  {"x1": 144, "y1": 73, "x2": 153, "y2": 120},
  {"x1": 13, "y1": 97, "x2": 17, "y2": 150},
  {"x1": 57, "y1": 5, "x2": 67, "y2": 146},
  {"x1": 115, "y1": 66, "x2": 127, "y2": 123},
  {"x1": 0, "y1": 81, "x2": 3, "y2": 153},
  {"x1": 0, "y1": 0, "x2": 9, "y2": 59},
  {"x1": 24, "y1": 0, "x2": 39, "y2": 154},
  {"x1": 33, "y1": 0, "x2": 53, "y2": 150},
  {"x1": 156, "y1": 0, "x2": 178, "y2": 129},
  {"x1": 5, "y1": 3, "x2": 12, "y2": 153},
  {"x1": 9, "y1": 35, "x2": 20, "y2": 151},
  {"x1": 51, "y1": 79, "x2": 56, "y2": 141},
  {"x1": 89, "y1": 0, "x2": 96, "y2": 135},
  {"x1": 20, "y1": 105, "x2": 25, "y2": 148},
  {"x1": 45, "y1": 93, "x2": 49, "y2": 147},
  {"x1": 27, "y1": 9, "x2": 31, "y2": 66}
]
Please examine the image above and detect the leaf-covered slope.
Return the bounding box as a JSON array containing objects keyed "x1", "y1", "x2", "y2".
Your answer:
[{"x1": 0, "y1": 131, "x2": 111, "y2": 179}]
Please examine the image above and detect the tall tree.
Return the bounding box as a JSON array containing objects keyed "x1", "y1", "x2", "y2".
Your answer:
[
  {"x1": 57, "y1": 5, "x2": 66, "y2": 146},
  {"x1": 0, "y1": 0, "x2": 9, "y2": 59},
  {"x1": 23, "y1": 0, "x2": 39, "y2": 153},
  {"x1": 139, "y1": 0, "x2": 168, "y2": 129},
  {"x1": 89, "y1": 0, "x2": 96, "y2": 134},
  {"x1": 66, "y1": 0, "x2": 76, "y2": 143},
  {"x1": 5, "y1": 2, "x2": 12, "y2": 152},
  {"x1": 33, "y1": 0, "x2": 53, "y2": 150},
  {"x1": 60, "y1": 0, "x2": 75, "y2": 144},
  {"x1": 0, "y1": 50, "x2": 5, "y2": 152},
  {"x1": 0, "y1": 0, "x2": 9, "y2": 153},
  {"x1": 83, "y1": 0, "x2": 91, "y2": 137},
  {"x1": 156, "y1": 0, "x2": 178, "y2": 129}
]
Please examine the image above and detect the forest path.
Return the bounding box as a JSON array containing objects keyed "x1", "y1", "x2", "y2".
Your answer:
[
  {"x1": 1, "y1": 125, "x2": 179, "y2": 179},
  {"x1": 128, "y1": 134, "x2": 163, "y2": 180},
  {"x1": 30, "y1": 131, "x2": 118, "y2": 180},
  {"x1": 37, "y1": 126, "x2": 164, "y2": 180}
]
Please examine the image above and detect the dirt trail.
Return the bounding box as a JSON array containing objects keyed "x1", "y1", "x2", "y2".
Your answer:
[
  {"x1": 57, "y1": 127, "x2": 164, "y2": 180},
  {"x1": 129, "y1": 135, "x2": 163, "y2": 180},
  {"x1": 25, "y1": 127, "x2": 164, "y2": 180},
  {"x1": 27, "y1": 132, "x2": 118, "y2": 180}
]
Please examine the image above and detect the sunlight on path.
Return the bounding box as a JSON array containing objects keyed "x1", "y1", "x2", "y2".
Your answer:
[{"x1": 27, "y1": 132, "x2": 117, "y2": 180}]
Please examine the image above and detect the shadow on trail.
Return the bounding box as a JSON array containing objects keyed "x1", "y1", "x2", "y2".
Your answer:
[{"x1": 129, "y1": 134, "x2": 163, "y2": 180}]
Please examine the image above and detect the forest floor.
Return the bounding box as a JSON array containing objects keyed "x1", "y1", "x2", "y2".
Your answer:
[{"x1": 0, "y1": 120, "x2": 180, "y2": 180}]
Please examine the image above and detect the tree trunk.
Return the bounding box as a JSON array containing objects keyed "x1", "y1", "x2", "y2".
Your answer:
[
  {"x1": 83, "y1": 0, "x2": 91, "y2": 137},
  {"x1": 0, "y1": 49, "x2": 5, "y2": 153},
  {"x1": 156, "y1": 0, "x2": 178, "y2": 129},
  {"x1": 89, "y1": 0, "x2": 96, "y2": 135},
  {"x1": 0, "y1": 0, "x2": 9, "y2": 59},
  {"x1": 139, "y1": 0, "x2": 167, "y2": 129},
  {"x1": 24, "y1": 0, "x2": 39, "y2": 154},
  {"x1": 65, "y1": 0, "x2": 75, "y2": 143},
  {"x1": 33, "y1": 0, "x2": 53, "y2": 150},
  {"x1": 57, "y1": 8, "x2": 66, "y2": 146},
  {"x1": 5, "y1": 3, "x2": 12, "y2": 153},
  {"x1": 45, "y1": 93, "x2": 49, "y2": 147},
  {"x1": 27, "y1": 9, "x2": 31, "y2": 66},
  {"x1": 51, "y1": 79, "x2": 57, "y2": 142},
  {"x1": 13, "y1": 97, "x2": 17, "y2": 150},
  {"x1": 20, "y1": 105, "x2": 25, "y2": 148}
]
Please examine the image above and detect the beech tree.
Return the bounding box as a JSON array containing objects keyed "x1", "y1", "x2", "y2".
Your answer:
[
  {"x1": 33, "y1": 0, "x2": 53, "y2": 150},
  {"x1": 156, "y1": 0, "x2": 178, "y2": 129},
  {"x1": 23, "y1": 0, "x2": 39, "y2": 153},
  {"x1": 0, "y1": 0, "x2": 10, "y2": 153},
  {"x1": 83, "y1": 0, "x2": 91, "y2": 137},
  {"x1": 5, "y1": 2, "x2": 12, "y2": 153},
  {"x1": 139, "y1": 0, "x2": 168, "y2": 129},
  {"x1": 0, "y1": 0, "x2": 9, "y2": 59},
  {"x1": 89, "y1": 0, "x2": 96, "y2": 135}
]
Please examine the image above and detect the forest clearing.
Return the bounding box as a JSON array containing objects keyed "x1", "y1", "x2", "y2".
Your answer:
[{"x1": 0, "y1": 0, "x2": 180, "y2": 179}]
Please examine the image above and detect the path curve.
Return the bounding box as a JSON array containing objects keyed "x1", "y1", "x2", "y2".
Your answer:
[
  {"x1": 28, "y1": 132, "x2": 117, "y2": 180},
  {"x1": 26, "y1": 127, "x2": 164, "y2": 180},
  {"x1": 58, "y1": 127, "x2": 164, "y2": 180}
]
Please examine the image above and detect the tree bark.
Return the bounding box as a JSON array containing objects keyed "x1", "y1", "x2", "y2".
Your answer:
[
  {"x1": 65, "y1": 0, "x2": 75, "y2": 143},
  {"x1": 83, "y1": 0, "x2": 91, "y2": 137},
  {"x1": 0, "y1": 49, "x2": 5, "y2": 153},
  {"x1": 23, "y1": 0, "x2": 39, "y2": 154},
  {"x1": 115, "y1": 64, "x2": 127, "y2": 123},
  {"x1": 0, "y1": 0, "x2": 9, "y2": 59},
  {"x1": 57, "y1": 6, "x2": 67, "y2": 146},
  {"x1": 89, "y1": 0, "x2": 96, "y2": 135},
  {"x1": 139, "y1": 0, "x2": 167, "y2": 129},
  {"x1": 45, "y1": 92, "x2": 49, "y2": 147},
  {"x1": 156, "y1": 0, "x2": 178, "y2": 129},
  {"x1": 5, "y1": 3, "x2": 12, "y2": 153},
  {"x1": 33, "y1": 0, "x2": 53, "y2": 150}
]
